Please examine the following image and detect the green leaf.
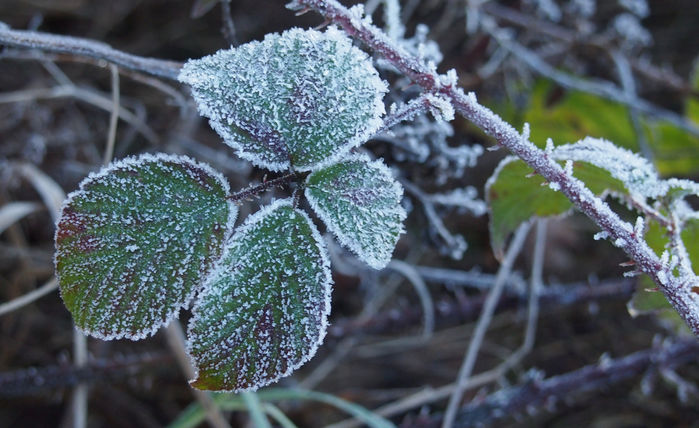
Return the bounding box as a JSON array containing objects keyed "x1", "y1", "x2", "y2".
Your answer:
[
  {"x1": 305, "y1": 155, "x2": 405, "y2": 269},
  {"x1": 179, "y1": 27, "x2": 387, "y2": 172},
  {"x1": 523, "y1": 81, "x2": 637, "y2": 150},
  {"x1": 187, "y1": 200, "x2": 332, "y2": 391},
  {"x1": 55, "y1": 153, "x2": 236, "y2": 340},
  {"x1": 168, "y1": 388, "x2": 395, "y2": 428},
  {"x1": 627, "y1": 218, "x2": 698, "y2": 333},
  {"x1": 486, "y1": 143, "x2": 627, "y2": 258}
]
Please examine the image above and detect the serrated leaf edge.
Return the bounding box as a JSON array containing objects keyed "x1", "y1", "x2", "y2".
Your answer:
[
  {"x1": 305, "y1": 153, "x2": 406, "y2": 269},
  {"x1": 179, "y1": 26, "x2": 388, "y2": 173},
  {"x1": 54, "y1": 152, "x2": 238, "y2": 341},
  {"x1": 185, "y1": 198, "x2": 333, "y2": 391}
]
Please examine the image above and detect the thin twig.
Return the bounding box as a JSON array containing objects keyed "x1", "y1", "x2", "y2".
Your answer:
[
  {"x1": 387, "y1": 260, "x2": 435, "y2": 342},
  {"x1": 289, "y1": 0, "x2": 699, "y2": 335},
  {"x1": 0, "y1": 25, "x2": 182, "y2": 80},
  {"x1": 220, "y1": 0, "x2": 239, "y2": 46},
  {"x1": 485, "y1": 25, "x2": 699, "y2": 137},
  {"x1": 498, "y1": 219, "x2": 546, "y2": 374},
  {"x1": 71, "y1": 330, "x2": 88, "y2": 428},
  {"x1": 611, "y1": 51, "x2": 653, "y2": 161},
  {"x1": 103, "y1": 64, "x2": 120, "y2": 166},
  {"x1": 442, "y1": 222, "x2": 531, "y2": 428},
  {"x1": 443, "y1": 338, "x2": 699, "y2": 427},
  {"x1": 0, "y1": 276, "x2": 58, "y2": 316},
  {"x1": 328, "y1": 367, "x2": 502, "y2": 428},
  {"x1": 229, "y1": 173, "x2": 298, "y2": 204},
  {"x1": 0, "y1": 85, "x2": 158, "y2": 143},
  {"x1": 165, "y1": 322, "x2": 231, "y2": 428}
]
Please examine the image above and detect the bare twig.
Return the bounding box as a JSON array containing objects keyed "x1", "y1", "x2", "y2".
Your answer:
[
  {"x1": 220, "y1": 0, "x2": 239, "y2": 46},
  {"x1": 165, "y1": 321, "x2": 231, "y2": 428},
  {"x1": 0, "y1": 352, "x2": 172, "y2": 398},
  {"x1": 0, "y1": 277, "x2": 58, "y2": 316},
  {"x1": 103, "y1": 64, "x2": 120, "y2": 166},
  {"x1": 0, "y1": 85, "x2": 158, "y2": 143},
  {"x1": 442, "y1": 223, "x2": 531, "y2": 427},
  {"x1": 0, "y1": 25, "x2": 182, "y2": 80},
  {"x1": 498, "y1": 219, "x2": 546, "y2": 374},
  {"x1": 387, "y1": 260, "x2": 435, "y2": 342},
  {"x1": 228, "y1": 173, "x2": 299, "y2": 204},
  {"x1": 327, "y1": 277, "x2": 635, "y2": 339},
  {"x1": 288, "y1": 0, "x2": 699, "y2": 335},
  {"x1": 440, "y1": 338, "x2": 699, "y2": 427},
  {"x1": 71, "y1": 330, "x2": 88, "y2": 428}
]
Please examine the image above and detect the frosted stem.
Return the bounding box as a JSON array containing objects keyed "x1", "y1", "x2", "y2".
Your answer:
[
  {"x1": 0, "y1": 24, "x2": 181, "y2": 79},
  {"x1": 289, "y1": 0, "x2": 699, "y2": 336}
]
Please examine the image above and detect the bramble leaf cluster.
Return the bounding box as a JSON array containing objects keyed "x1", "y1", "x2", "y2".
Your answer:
[{"x1": 54, "y1": 28, "x2": 405, "y2": 392}]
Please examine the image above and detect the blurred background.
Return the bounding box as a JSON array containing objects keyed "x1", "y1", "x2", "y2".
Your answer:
[{"x1": 1, "y1": 0, "x2": 698, "y2": 426}]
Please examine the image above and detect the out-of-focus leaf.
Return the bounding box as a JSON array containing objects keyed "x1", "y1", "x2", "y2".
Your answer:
[
  {"x1": 486, "y1": 151, "x2": 626, "y2": 259},
  {"x1": 523, "y1": 81, "x2": 637, "y2": 149},
  {"x1": 627, "y1": 218, "x2": 698, "y2": 333}
]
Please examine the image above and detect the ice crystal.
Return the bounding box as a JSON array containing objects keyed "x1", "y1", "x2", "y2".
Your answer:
[
  {"x1": 55, "y1": 153, "x2": 236, "y2": 340},
  {"x1": 305, "y1": 154, "x2": 406, "y2": 269},
  {"x1": 187, "y1": 199, "x2": 332, "y2": 391},
  {"x1": 612, "y1": 13, "x2": 652, "y2": 47},
  {"x1": 552, "y1": 137, "x2": 660, "y2": 197},
  {"x1": 179, "y1": 27, "x2": 387, "y2": 172}
]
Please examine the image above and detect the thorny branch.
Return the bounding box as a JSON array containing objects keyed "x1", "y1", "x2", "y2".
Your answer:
[
  {"x1": 434, "y1": 337, "x2": 699, "y2": 427},
  {"x1": 287, "y1": 0, "x2": 699, "y2": 336},
  {"x1": 0, "y1": 24, "x2": 182, "y2": 80},
  {"x1": 0, "y1": 277, "x2": 636, "y2": 398}
]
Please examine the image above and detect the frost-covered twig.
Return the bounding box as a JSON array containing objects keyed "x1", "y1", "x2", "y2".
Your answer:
[
  {"x1": 0, "y1": 24, "x2": 182, "y2": 80},
  {"x1": 484, "y1": 25, "x2": 699, "y2": 138},
  {"x1": 288, "y1": 0, "x2": 699, "y2": 336},
  {"x1": 436, "y1": 337, "x2": 699, "y2": 427},
  {"x1": 402, "y1": 178, "x2": 467, "y2": 259}
]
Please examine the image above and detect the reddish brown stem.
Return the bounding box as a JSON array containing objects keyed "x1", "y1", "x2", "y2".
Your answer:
[{"x1": 289, "y1": 0, "x2": 699, "y2": 335}]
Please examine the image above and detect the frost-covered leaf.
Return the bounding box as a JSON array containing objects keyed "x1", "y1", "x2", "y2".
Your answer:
[
  {"x1": 55, "y1": 153, "x2": 236, "y2": 340},
  {"x1": 179, "y1": 27, "x2": 387, "y2": 172},
  {"x1": 486, "y1": 154, "x2": 625, "y2": 259},
  {"x1": 305, "y1": 155, "x2": 405, "y2": 269},
  {"x1": 187, "y1": 199, "x2": 332, "y2": 392},
  {"x1": 553, "y1": 137, "x2": 662, "y2": 197},
  {"x1": 627, "y1": 218, "x2": 698, "y2": 333}
]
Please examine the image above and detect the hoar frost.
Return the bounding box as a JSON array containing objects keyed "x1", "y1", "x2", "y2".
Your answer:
[
  {"x1": 187, "y1": 199, "x2": 332, "y2": 392},
  {"x1": 178, "y1": 27, "x2": 388, "y2": 172},
  {"x1": 55, "y1": 153, "x2": 236, "y2": 340},
  {"x1": 305, "y1": 154, "x2": 406, "y2": 269}
]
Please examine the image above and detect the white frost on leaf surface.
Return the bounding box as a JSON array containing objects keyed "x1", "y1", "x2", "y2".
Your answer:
[
  {"x1": 54, "y1": 153, "x2": 236, "y2": 341},
  {"x1": 186, "y1": 199, "x2": 332, "y2": 392},
  {"x1": 552, "y1": 137, "x2": 662, "y2": 198},
  {"x1": 179, "y1": 27, "x2": 387, "y2": 172},
  {"x1": 305, "y1": 154, "x2": 406, "y2": 269}
]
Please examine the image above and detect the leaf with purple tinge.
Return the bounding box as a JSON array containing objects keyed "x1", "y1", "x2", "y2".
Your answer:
[
  {"x1": 178, "y1": 27, "x2": 387, "y2": 172},
  {"x1": 305, "y1": 154, "x2": 405, "y2": 269},
  {"x1": 55, "y1": 153, "x2": 236, "y2": 340},
  {"x1": 187, "y1": 199, "x2": 332, "y2": 392}
]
